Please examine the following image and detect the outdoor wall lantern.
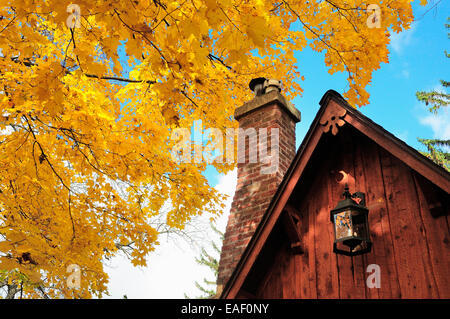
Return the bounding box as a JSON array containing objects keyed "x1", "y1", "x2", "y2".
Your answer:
[{"x1": 330, "y1": 185, "x2": 372, "y2": 256}]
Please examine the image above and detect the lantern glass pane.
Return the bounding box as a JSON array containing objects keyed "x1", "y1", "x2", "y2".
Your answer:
[
  {"x1": 334, "y1": 210, "x2": 353, "y2": 240},
  {"x1": 351, "y1": 212, "x2": 367, "y2": 240}
]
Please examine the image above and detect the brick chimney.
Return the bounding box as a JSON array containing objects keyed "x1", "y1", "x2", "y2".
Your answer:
[{"x1": 217, "y1": 78, "x2": 301, "y2": 294}]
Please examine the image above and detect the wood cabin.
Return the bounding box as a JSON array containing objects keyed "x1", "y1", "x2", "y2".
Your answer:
[{"x1": 217, "y1": 80, "x2": 450, "y2": 299}]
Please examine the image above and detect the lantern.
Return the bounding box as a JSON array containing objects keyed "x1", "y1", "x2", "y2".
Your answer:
[{"x1": 330, "y1": 185, "x2": 372, "y2": 256}]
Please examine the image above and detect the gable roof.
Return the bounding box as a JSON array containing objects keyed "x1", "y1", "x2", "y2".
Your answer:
[{"x1": 220, "y1": 89, "x2": 450, "y2": 299}]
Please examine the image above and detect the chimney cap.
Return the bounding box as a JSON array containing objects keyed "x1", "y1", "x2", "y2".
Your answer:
[
  {"x1": 249, "y1": 77, "x2": 267, "y2": 92},
  {"x1": 264, "y1": 79, "x2": 282, "y2": 93}
]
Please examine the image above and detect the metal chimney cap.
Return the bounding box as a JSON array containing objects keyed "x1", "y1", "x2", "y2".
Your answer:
[{"x1": 249, "y1": 77, "x2": 267, "y2": 92}]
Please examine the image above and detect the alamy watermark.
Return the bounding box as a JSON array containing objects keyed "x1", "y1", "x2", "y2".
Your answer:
[
  {"x1": 66, "y1": 263, "x2": 81, "y2": 289},
  {"x1": 366, "y1": 264, "x2": 381, "y2": 288},
  {"x1": 367, "y1": 4, "x2": 381, "y2": 29},
  {"x1": 66, "y1": 4, "x2": 81, "y2": 29}
]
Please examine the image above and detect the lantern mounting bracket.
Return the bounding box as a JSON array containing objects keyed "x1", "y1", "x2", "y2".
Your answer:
[{"x1": 342, "y1": 185, "x2": 366, "y2": 206}]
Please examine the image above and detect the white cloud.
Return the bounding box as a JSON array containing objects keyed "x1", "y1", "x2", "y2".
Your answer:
[
  {"x1": 418, "y1": 83, "x2": 450, "y2": 140},
  {"x1": 393, "y1": 130, "x2": 409, "y2": 143},
  {"x1": 105, "y1": 169, "x2": 237, "y2": 299},
  {"x1": 390, "y1": 23, "x2": 417, "y2": 54},
  {"x1": 212, "y1": 169, "x2": 237, "y2": 233},
  {"x1": 401, "y1": 69, "x2": 410, "y2": 79},
  {"x1": 419, "y1": 109, "x2": 450, "y2": 140}
]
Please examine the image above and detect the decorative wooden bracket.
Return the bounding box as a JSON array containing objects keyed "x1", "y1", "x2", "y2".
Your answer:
[
  {"x1": 319, "y1": 103, "x2": 347, "y2": 135},
  {"x1": 282, "y1": 205, "x2": 303, "y2": 254},
  {"x1": 414, "y1": 174, "x2": 449, "y2": 217}
]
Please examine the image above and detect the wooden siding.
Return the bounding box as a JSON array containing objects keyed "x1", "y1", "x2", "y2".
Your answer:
[{"x1": 249, "y1": 126, "x2": 450, "y2": 299}]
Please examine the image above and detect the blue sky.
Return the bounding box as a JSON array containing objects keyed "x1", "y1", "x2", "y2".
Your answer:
[{"x1": 106, "y1": 1, "x2": 449, "y2": 298}]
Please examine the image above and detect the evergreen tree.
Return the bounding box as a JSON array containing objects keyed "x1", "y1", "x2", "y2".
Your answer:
[
  {"x1": 185, "y1": 222, "x2": 224, "y2": 299},
  {"x1": 416, "y1": 18, "x2": 449, "y2": 172}
]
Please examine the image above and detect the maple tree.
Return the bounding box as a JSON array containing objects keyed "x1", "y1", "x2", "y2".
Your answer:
[{"x1": 0, "y1": 0, "x2": 422, "y2": 298}]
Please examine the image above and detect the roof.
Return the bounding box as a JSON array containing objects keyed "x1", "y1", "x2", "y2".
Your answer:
[{"x1": 220, "y1": 89, "x2": 450, "y2": 299}]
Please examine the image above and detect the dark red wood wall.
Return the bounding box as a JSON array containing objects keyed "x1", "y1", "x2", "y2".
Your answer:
[{"x1": 249, "y1": 126, "x2": 450, "y2": 299}]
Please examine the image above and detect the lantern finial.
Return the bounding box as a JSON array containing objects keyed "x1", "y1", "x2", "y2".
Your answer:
[{"x1": 342, "y1": 184, "x2": 351, "y2": 199}]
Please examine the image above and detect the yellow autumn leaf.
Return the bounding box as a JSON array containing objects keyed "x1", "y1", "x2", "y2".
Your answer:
[{"x1": 0, "y1": 257, "x2": 19, "y2": 271}]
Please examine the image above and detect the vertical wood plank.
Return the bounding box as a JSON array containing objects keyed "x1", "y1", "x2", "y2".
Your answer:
[
  {"x1": 314, "y1": 154, "x2": 340, "y2": 298},
  {"x1": 413, "y1": 173, "x2": 450, "y2": 298},
  {"x1": 299, "y1": 200, "x2": 311, "y2": 298},
  {"x1": 325, "y1": 165, "x2": 343, "y2": 298},
  {"x1": 257, "y1": 256, "x2": 276, "y2": 298},
  {"x1": 379, "y1": 148, "x2": 437, "y2": 298},
  {"x1": 294, "y1": 206, "x2": 304, "y2": 299},
  {"x1": 274, "y1": 249, "x2": 283, "y2": 298},
  {"x1": 308, "y1": 193, "x2": 318, "y2": 298},
  {"x1": 281, "y1": 245, "x2": 295, "y2": 298},
  {"x1": 293, "y1": 253, "x2": 302, "y2": 299},
  {"x1": 360, "y1": 142, "x2": 401, "y2": 298},
  {"x1": 351, "y1": 135, "x2": 369, "y2": 298}
]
